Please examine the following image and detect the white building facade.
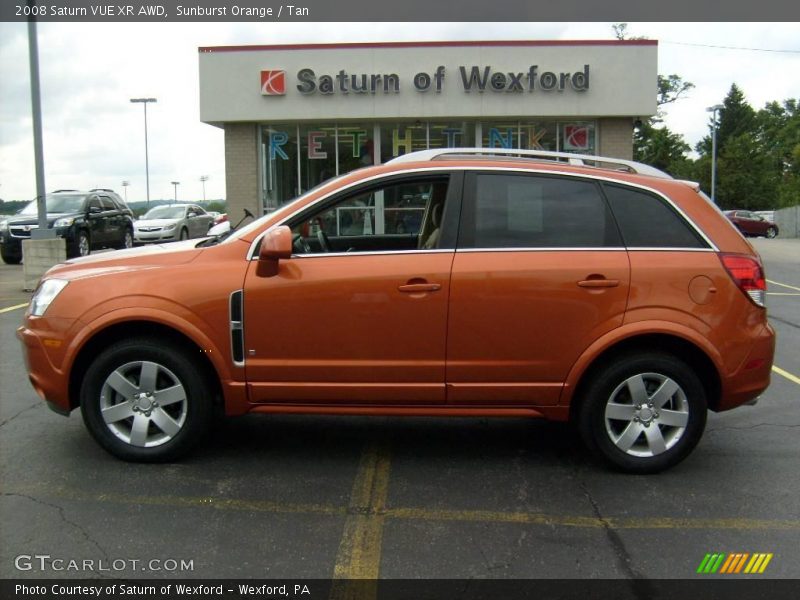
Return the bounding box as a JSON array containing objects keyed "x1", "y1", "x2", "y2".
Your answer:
[{"x1": 198, "y1": 40, "x2": 658, "y2": 216}]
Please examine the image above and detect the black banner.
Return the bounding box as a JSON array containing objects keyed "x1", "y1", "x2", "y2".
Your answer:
[
  {"x1": 4, "y1": 579, "x2": 800, "y2": 600},
  {"x1": 1, "y1": 0, "x2": 799, "y2": 22}
]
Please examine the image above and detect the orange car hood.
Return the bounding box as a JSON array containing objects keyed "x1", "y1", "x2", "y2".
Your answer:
[{"x1": 45, "y1": 240, "x2": 203, "y2": 281}]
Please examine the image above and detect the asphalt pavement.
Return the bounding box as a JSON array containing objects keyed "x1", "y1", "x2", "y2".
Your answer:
[{"x1": 0, "y1": 239, "x2": 798, "y2": 584}]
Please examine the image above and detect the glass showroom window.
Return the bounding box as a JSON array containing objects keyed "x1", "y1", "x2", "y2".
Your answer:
[
  {"x1": 299, "y1": 124, "x2": 337, "y2": 192},
  {"x1": 479, "y1": 120, "x2": 596, "y2": 154},
  {"x1": 337, "y1": 123, "x2": 376, "y2": 173},
  {"x1": 379, "y1": 122, "x2": 428, "y2": 163},
  {"x1": 262, "y1": 124, "x2": 298, "y2": 210},
  {"x1": 428, "y1": 121, "x2": 475, "y2": 150}
]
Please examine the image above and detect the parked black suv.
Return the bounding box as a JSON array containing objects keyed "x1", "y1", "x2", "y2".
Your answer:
[{"x1": 0, "y1": 189, "x2": 134, "y2": 264}]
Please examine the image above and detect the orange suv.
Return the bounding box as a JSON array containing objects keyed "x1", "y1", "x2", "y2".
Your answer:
[{"x1": 17, "y1": 149, "x2": 775, "y2": 472}]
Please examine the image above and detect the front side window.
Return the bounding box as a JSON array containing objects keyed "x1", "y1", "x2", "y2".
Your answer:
[
  {"x1": 459, "y1": 173, "x2": 621, "y2": 249},
  {"x1": 289, "y1": 177, "x2": 450, "y2": 254}
]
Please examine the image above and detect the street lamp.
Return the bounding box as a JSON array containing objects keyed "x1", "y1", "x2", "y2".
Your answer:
[
  {"x1": 199, "y1": 175, "x2": 209, "y2": 202},
  {"x1": 130, "y1": 97, "x2": 157, "y2": 209},
  {"x1": 171, "y1": 181, "x2": 180, "y2": 203},
  {"x1": 121, "y1": 180, "x2": 129, "y2": 202},
  {"x1": 706, "y1": 104, "x2": 724, "y2": 203}
]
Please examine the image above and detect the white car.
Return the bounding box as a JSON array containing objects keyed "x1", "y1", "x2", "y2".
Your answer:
[{"x1": 134, "y1": 204, "x2": 215, "y2": 244}]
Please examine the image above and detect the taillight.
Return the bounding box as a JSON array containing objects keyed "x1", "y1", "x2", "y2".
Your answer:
[{"x1": 720, "y1": 253, "x2": 767, "y2": 307}]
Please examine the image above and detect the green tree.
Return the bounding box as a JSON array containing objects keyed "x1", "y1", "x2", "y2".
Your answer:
[{"x1": 613, "y1": 23, "x2": 695, "y2": 177}]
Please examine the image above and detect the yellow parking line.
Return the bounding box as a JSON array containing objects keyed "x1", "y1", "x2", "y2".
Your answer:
[
  {"x1": 385, "y1": 507, "x2": 800, "y2": 531},
  {"x1": 0, "y1": 302, "x2": 28, "y2": 314},
  {"x1": 767, "y1": 279, "x2": 800, "y2": 292},
  {"x1": 9, "y1": 482, "x2": 800, "y2": 533},
  {"x1": 773, "y1": 365, "x2": 800, "y2": 386},
  {"x1": 330, "y1": 442, "x2": 391, "y2": 598}
]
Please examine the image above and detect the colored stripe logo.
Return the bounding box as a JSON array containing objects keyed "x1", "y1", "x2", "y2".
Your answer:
[{"x1": 697, "y1": 553, "x2": 773, "y2": 574}]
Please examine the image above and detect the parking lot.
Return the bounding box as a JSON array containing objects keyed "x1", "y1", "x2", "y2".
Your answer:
[{"x1": 1, "y1": 238, "x2": 798, "y2": 583}]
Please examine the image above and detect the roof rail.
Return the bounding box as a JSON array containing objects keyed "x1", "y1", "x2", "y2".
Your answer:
[
  {"x1": 386, "y1": 148, "x2": 672, "y2": 179},
  {"x1": 52, "y1": 189, "x2": 79, "y2": 193},
  {"x1": 90, "y1": 188, "x2": 115, "y2": 192}
]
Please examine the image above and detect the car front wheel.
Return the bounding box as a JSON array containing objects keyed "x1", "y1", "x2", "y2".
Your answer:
[
  {"x1": 80, "y1": 338, "x2": 214, "y2": 462},
  {"x1": 578, "y1": 353, "x2": 707, "y2": 474},
  {"x1": 1, "y1": 248, "x2": 21, "y2": 264},
  {"x1": 766, "y1": 226, "x2": 778, "y2": 238},
  {"x1": 76, "y1": 231, "x2": 91, "y2": 257}
]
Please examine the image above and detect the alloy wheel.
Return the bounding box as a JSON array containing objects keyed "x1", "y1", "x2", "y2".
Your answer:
[
  {"x1": 603, "y1": 372, "x2": 689, "y2": 458},
  {"x1": 99, "y1": 361, "x2": 188, "y2": 448}
]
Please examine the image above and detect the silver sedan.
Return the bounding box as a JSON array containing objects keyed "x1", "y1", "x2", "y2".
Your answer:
[{"x1": 134, "y1": 204, "x2": 215, "y2": 244}]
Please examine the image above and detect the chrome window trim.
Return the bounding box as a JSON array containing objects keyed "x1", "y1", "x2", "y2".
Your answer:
[
  {"x1": 455, "y1": 247, "x2": 715, "y2": 253},
  {"x1": 289, "y1": 249, "x2": 454, "y2": 259},
  {"x1": 246, "y1": 166, "x2": 718, "y2": 260}
]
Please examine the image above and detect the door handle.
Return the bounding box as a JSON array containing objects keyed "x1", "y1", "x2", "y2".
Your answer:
[
  {"x1": 577, "y1": 278, "x2": 620, "y2": 288},
  {"x1": 398, "y1": 283, "x2": 441, "y2": 293}
]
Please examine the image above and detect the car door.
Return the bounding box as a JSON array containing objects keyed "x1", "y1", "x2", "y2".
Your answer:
[
  {"x1": 445, "y1": 171, "x2": 630, "y2": 406},
  {"x1": 242, "y1": 173, "x2": 460, "y2": 405},
  {"x1": 99, "y1": 196, "x2": 121, "y2": 244},
  {"x1": 85, "y1": 196, "x2": 106, "y2": 246}
]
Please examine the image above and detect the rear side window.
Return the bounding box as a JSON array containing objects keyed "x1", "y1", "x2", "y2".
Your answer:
[
  {"x1": 100, "y1": 196, "x2": 116, "y2": 210},
  {"x1": 603, "y1": 184, "x2": 707, "y2": 248},
  {"x1": 459, "y1": 173, "x2": 621, "y2": 248}
]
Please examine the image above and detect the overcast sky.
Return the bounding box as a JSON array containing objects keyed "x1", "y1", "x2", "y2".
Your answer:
[{"x1": 0, "y1": 22, "x2": 798, "y2": 203}]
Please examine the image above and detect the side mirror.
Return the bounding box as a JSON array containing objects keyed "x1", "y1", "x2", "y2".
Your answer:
[
  {"x1": 259, "y1": 225, "x2": 293, "y2": 261},
  {"x1": 187, "y1": 211, "x2": 197, "y2": 218}
]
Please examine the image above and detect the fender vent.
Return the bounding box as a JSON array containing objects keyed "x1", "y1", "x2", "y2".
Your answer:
[{"x1": 229, "y1": 290, "x2": 244, "y2": 365}]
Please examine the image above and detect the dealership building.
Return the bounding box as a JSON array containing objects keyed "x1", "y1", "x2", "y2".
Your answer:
[{"x1": 198, "y1": 40, "x2": 657, "y2": 218}]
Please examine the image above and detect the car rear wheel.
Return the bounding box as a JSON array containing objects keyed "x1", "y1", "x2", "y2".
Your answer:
[
  {"x1": 766, "y1": 226, "x2": 777, "y2": 239},
  {"x1": 578, "y1": 352, "x2": 707, "y2": 474},
  {"x1": 118, "y1": 228, "x2": 134, "y2": 249},
  {"x1": 80, "y1": 338, "x2": 214, "y2": 462}
]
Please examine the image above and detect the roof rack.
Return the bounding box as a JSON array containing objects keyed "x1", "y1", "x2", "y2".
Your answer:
[
  {"x1": 52, "y1": 189, "x2": 79, "y2": 193},
  {"x1": 386, "y1": 148, "x2": 672, "y2": 180}
]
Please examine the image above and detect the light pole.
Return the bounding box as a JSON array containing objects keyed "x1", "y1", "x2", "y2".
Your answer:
[
  {"x1": 199, "y1": 175, "x2": 209, "y2": 202},
  {"x1": 130, "y1": 97, "x2": 157, "y2": 209},
  {"x1": 171, "y1": 181, "x2": 180, "y2": 204},
  {"x1": 706, "y1": 104, "x2": 724, "y2": 204},
  {"x1": 121, "y1": 180, "x2": 129, "y2": 202}
]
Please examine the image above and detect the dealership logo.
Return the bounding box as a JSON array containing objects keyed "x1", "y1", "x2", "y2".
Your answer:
[
  {"x1": 563, "y1": 125, "x2": 591, "y2": 151},
  {"x1": 696, "y1": 552, "x2": 773, "y2": 574},
  {"x1": 261, "y1": 70, "x2": 286, "y2": 95}
]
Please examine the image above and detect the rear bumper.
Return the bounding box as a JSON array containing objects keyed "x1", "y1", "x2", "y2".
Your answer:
[{"x1": 716, "y1": 322, "x2": 776, "y2": 411}]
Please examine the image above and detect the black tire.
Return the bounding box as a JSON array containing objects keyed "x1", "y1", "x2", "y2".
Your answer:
[
  {"x1": 766, "y1": 226, "x2": 777, "y2": 239},
  {"x1": 179, "y1": 227, "x2": 188, "y2": 241},
  {"x1": 577, "y1": 352, "x2": 707, "y2": 474},
  {"x1": 80, "y1": 338, "x2": 214, "y2": 462},
  {"x1": 117, "y1": 228, "x2": 134, "y2": 249},
  {"x1": 70, "y1": 230, "x2": 91, "y2": 258},
  {"x1": 1, "y1": 249, "x2": 21, "y2": 264}
]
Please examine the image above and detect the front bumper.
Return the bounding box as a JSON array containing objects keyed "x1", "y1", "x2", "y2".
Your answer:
[
  {"x1": 17, "y1": 320, "x2": 75, "y2": 415},
  {"x1": 134, "y1": 229, "x2": 179, "y2": 243}
]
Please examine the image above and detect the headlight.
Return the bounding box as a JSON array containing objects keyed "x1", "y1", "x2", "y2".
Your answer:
[
  {"x1": 164, "y1": 223, "x2": 177, "y2": 230},
  {"x1": 30, "y1": 279, "x2": 69, "y2": 317},
  {"x1": 0, "y1": 219, "x2": 8, "y2": 230},
  {"x1": 53, "y1": 217, "x2": 74, "y2": 227}
]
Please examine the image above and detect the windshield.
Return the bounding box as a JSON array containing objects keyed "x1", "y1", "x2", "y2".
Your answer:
[
  {"x1": 143, "y1": 205, "x2": 186, "y2": 220},
  {"x1": 20, "y1": 194, "x2": 85, "y2": 215},
  {"x1": 220, "y1": 173, "x2": 354, "y2": 245}
]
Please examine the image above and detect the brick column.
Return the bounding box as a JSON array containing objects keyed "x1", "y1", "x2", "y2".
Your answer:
[
  {"x1": 598, "y1": 118, "x2": 634, "y2": 160},
  {"x1": 224, "y1": 123, "x2": 261, "y2": 221}
]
